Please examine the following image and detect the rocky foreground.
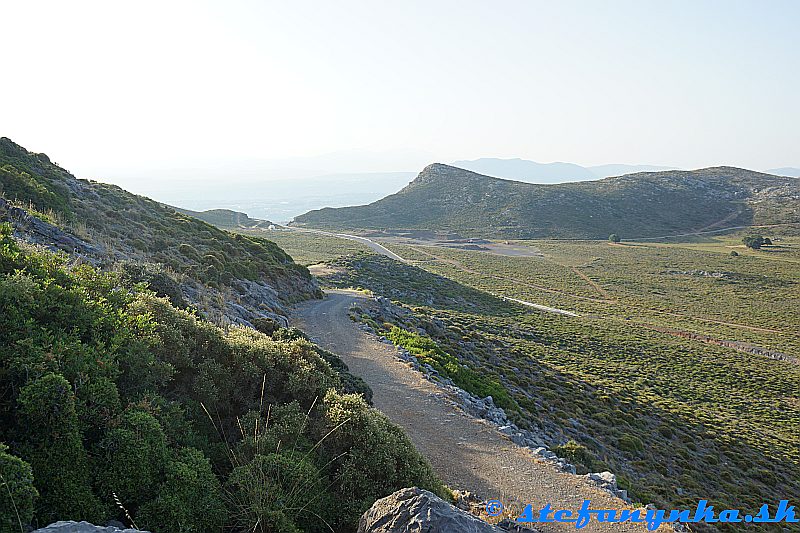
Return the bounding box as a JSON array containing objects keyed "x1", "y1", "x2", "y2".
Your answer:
[{"x1": 34, "y1": 488, "x2": 523, "y2": 533}]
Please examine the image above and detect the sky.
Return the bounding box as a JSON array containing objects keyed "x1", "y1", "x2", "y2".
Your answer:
[{"x1": 2, "y1": 0, "x2": 799, "y2": 185}]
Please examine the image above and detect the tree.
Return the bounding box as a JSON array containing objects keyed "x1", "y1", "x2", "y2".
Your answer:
[
  {"x1": 742, "y1": 235, "x2": 765, "y2": 250},
  {"x1": 608, "y1": 234, "x2": 621, "y2": 243}
]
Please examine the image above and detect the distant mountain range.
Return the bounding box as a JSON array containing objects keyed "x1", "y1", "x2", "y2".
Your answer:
[
  {"x1": 294, "y1": 163, "x2": 800, "y2": 239},
  {"x1": 766, "y1": 167, "x2": 800, "y2": 178},
  {"x1": 451, "y1": 158, "x2": 678, "y2": 183}
]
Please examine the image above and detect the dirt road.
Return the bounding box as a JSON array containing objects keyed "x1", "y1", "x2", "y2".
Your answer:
[
  {"x1": 283, "y1": 225, "x2": 407, "y2": 261},
  {"x1": 291, "y1": 290, "x2": 657, "y2": 532}
]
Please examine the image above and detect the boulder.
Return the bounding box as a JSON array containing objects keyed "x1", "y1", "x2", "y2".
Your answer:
[
  {"x1": 32, "y1": 522, "x2": 149, "y2": 533},
  {"x1": 358, "y1": 487, "x2": 501, "y2": 533}
]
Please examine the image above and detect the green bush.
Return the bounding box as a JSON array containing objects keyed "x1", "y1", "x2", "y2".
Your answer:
[
  {"x1": 552, "y1": 439, "x2": 596, "y2": 473},
  {"x1": 235, "y1": 402, "x2": 312, "y2": 461},
  {"x1": 742, "y1": 234, "x2": 765, "y2": 249},
  {"x1": 320, "y1": 390, "x2": 447, "y2": 528},
  {"x1": 0, "y1": 229, "x2": 445, "y2": 532},
  {"x1": 226, "y1": 452, "x2": 324, "y2": 533},
  {"x1": 0, "y1": 443, "x2": 38, "y2": 532},
  {"x1": 76, "y1": 378, "x2": 122, "y2": 442},
  {"x1": 251, "y1": 316, "x2": 279, "y2": 336},
  {"x1": 618, "y1": 433, "x2": 645, "y2": 453},
  {"x1": 137, "y1": 448, "x2": 226, "y2": 533},
  {"x1": 17, "y1": 373, "x2": 101, "y2": 523},
  {"x1": 96, "y1": 409, "x2": 168, "y2": 511},
  {"x1": 386, "y1": 326, "x2": 514, "y2": 409},
  {"x1": 115, "y1": 261, "x2": 186, "y2": 308}
]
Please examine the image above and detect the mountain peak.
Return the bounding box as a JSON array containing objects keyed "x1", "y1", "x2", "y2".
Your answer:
[{"x1": 406, "y1": 163, "x2": 486, "y2": 189}]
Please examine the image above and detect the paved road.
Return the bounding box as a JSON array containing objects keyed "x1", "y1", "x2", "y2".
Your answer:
[{"x1": 291, "y1": 290, "x2": 658, "y2": 532}]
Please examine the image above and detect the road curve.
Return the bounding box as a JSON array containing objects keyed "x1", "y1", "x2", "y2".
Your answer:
[
  {"x1": 291, "y1": 290, "x2": 656, "y2": 532},
  {"x1": 288, "y1": 226, "x2": 581, "y2": 317},
  {"x1": 282, "y1": 225, "x2": 407, "y2": 262}
]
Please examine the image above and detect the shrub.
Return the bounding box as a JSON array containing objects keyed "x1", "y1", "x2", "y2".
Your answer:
[
  {"x1": 251, "y1": 316, "x2": 279, "y2": 336},
  {"x1": 177, "y1": 243, "x2": 199, "y2": 260},
  {"x1": 657, "y1": 424, "x2": 674, "y2": 439},
  {"x1": 116, "y1": 261, "x2": 186, "y2": 308},
  {"x1": 0, "y1": 443, "x2": 38, "y2": 532},
  {"x1": 742, "y1": 234, "x2": 765, "y2": 249},
  {"x1": 320, "y1": 390, "x2": 447, "y2": 528},
  {"x1": 17, "y1": 373, "x2": 101, "y2": 523},
  {"x1": 236, "y1": 402, "x2": 312, "y2": 460},
  {"x1": 608, "y1": 233, "x2": 621, "y2": 243},
  {"x1": 618, "y1": 433, "x2": 645, "y2": 453},
  {"x1": 386, "y1": 326, "x2": 514, "y2": 409},
  {"x1": 96, "y1": 409, "x2": 168, "y2": 511},
  {"x1": 226, "y1": 452, "x2": 324, "y2": 533},
  {"x1": 0, "y1": 232, "x2": 447, "y2": 533},
  {"x1": 137, "y1": 448, "x2": 227, "y2": 533},
  {"x1": 76, "y1": 377, "x2": 122, "y2": 443},
  {"x1": 552, "y1": 439, "x2": 596, "y2": 473}
]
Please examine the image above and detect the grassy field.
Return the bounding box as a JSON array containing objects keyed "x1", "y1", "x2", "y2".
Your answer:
[
  {"x1": 232, "y1": 228, "x2": 371, "y2": 265},
  {"x1": 272, "y1": 228, "x2": 799, "y2": 529},
  {"x1": 382, "y1": 229, "x2": 800, "y2": 357}
]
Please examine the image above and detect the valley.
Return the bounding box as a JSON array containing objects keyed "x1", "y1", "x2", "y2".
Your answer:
[
  {"x1": 2, "y1": 137, "x2": 798, "y2": 531},
  {"x1": 240, "y1": 223, "x2": 800, "y2": 530},
  {"x1": 5, "y1": 3, "x2": 799, "y2": 531}
]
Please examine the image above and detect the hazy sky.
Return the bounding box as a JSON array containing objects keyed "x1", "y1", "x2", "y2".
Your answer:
[{"x1": 3, "y1": 0, "x2": 799, "y2": 181}]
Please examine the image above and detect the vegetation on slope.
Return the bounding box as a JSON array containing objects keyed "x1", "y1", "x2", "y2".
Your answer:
[
  {"x1": 0, "y1": 137, "x2": 316, "y2": 302},
  {"x1": 294, "y1": 163, "x2": 800, "y2": 239},
  {"x1": 391, "y1": 233, "x2": 800, "y2": 356},
  {"x1": 0, "y1": 226, "x2": 445, "y2": 532},
  {"x1": 319, "y1": 252, "x2": 799, "y2": 531}
]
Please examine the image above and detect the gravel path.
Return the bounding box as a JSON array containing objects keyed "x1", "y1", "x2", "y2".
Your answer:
[{"x1": 291, "y1": 290, "x2": 659, "y2": 532}]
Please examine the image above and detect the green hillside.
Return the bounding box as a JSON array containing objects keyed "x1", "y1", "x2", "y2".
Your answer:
[
  {"x1": 0, "y1": 137, "x2": 318, "y2": 324},
  {"x1": 294, "y1": 163, "x2": 800, "y2": 239},
  {"x1": 0, "y1": 226, "x2": 444, "y2": 532}
]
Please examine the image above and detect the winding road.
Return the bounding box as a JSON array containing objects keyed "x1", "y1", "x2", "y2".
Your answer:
[
  {"x1": 282, "y1": 225, "x2": 407, "y2": 261},
  {"x1": 291, "y1": 290, "x2": 657, "y2": 532}
]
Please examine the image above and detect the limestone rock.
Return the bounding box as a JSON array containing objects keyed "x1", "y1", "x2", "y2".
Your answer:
[{"x1": 358, "y1": 487, "x2": 501, "y2": 533}]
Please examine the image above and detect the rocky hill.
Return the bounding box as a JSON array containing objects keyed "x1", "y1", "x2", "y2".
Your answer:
[
  {"x1": 294, "y1": 163, "x2": 800, "y2": 239},
  {"x1": 0, "y1": 137, "x2": 318, "y2": 326},
  {"x1": 174, "y1": 207, "x2": 271, "y2": 229}
]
